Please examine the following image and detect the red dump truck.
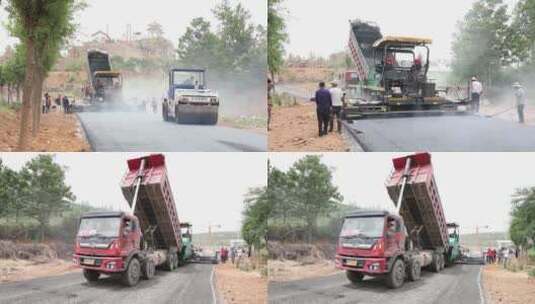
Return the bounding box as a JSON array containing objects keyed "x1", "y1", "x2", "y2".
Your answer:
[
  {"x1": 335, "y1": 152, "x2": 456, "y2": 288},
  {"x1": 73, "y1": 154, "x2": 187, "y2": 286}
]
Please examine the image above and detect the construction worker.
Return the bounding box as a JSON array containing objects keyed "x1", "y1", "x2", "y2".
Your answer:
[
  {"x1": 313, "y1": 82, "x2": 332, "y2": 137},
  {"x1": 329, "y1": 81, "x2": 344, "y2": 133},
  {"x1": 470, "y1": 76, "x2": 483, "y2": 112},
  {"x1": 513, "y1": 82, "x2": 526, "y2": 124}
]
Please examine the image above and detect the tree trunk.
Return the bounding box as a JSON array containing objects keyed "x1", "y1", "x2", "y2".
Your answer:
[
  {"x1": 16, "y1": 85, "x2": 21, "y2": 103},
  {"x1": 18, "y1": 38, "x2": 36, "y2": 151},
  {"x1": 32, "y1": 71, "x2": 45, "y2": 136},
  {"x1": 7, "y1": 84, "x2": 11, "y2": 104}
]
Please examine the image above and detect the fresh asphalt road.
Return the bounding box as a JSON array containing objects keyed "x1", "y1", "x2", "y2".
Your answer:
[
  {"x1": 346, "y1": 115, "x2": 535, "y2": 152},
  {"x1": 77, "y1": 112, "x2": 266, "y2": 152},
  {"x1": 269, "y1": 265, "x2": 483, "y2": 304},
  {"x1": 0, "y1": 263, "x2": 216, "y2": 304},
  {"x1": 278, "y1": 83, "x2": 535, "y2": 152}
]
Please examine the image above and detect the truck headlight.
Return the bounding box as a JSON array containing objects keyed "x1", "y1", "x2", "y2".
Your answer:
[
  {"x1": 106, "y1": 262, "x2": 116, "y2": 270},
  {"x1": 369, "y1": 262, "x2": 380, "y2": 271}
]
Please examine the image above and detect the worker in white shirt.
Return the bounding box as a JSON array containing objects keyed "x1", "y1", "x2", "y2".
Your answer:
[
  {"x1": 470, "y1": 76, "x2": 483, "y2": 113},
  {"x1": 329, "y1": 81, "x2": 345, "y2": 133},
  {"x1": 513, "y1": 82, "x2": 526, "y2": 124}
]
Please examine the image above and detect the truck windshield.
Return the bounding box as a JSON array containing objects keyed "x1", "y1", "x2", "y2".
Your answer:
[
  {"x1": 173, "y1": 71, "x2": 205, "y2": 88},
  {"x1": 340, "y1": 217, "x2": 384, "y2": 239},
  {"x1": 78, "y1": 217, "x2": 121, "y2": 238}
]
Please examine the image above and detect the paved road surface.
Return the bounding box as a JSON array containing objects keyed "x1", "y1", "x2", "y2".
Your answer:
[
  {"x1": 0, "y1": 263, "x2": 216, "y2": 304},
  {"x1": 78, "y1": 112, "x2": 266, "y2": 152},
  {"x1": 278, "y1": 83, "x2": 535, "y2": 152},
  {"x1": 269, "y1": 265, "x2": 483, "y2": 304},
  {"x1": 346, "y1": 115, "x2": 535, "y2": 152}
]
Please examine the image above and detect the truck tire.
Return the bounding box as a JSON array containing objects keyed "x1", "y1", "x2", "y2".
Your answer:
[
  {"x1": 385, "y1": 259, "x2": 405, "y2": 289},
  {"x1": 165, "y1": 252, "x2": 177, "y2": 271},
  {"x1": 121, "y1": 258, "x2": 141, "y2": 287},
  {"x1": 430, "y1": 253, "x2": 442, "y2": 273},
  {"x1": 83, "y1": 269, "x2": 100, "y2": 282},
  {"x1": 162, "y1": 104, "x2": 168, "y2": 121},
  {"x1": 172, "y1": 253, "x2": 179, "y2": 269},
  {"x1": 407, "y1": 260, "x2": 421, "y2": 281},
  {"x1": 346, "y1": 270, "x2": 364, "y2": 284},
  {"x1": 439, "y1": 255, "x2": 445, "y2": 271},
  {"x1": 142, "y1": 259, "x2": 156, "y2": 280}
]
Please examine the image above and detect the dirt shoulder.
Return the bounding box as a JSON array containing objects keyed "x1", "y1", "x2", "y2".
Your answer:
[
  {"x1": 268, "y1": 101, "x2": 349, "y2": 152},
  {"x1": 0, "y1": 259, "x2": 79, "y2": 283},
  {"x1": 214, "y1": 262, "x2": 267, "y2": 304},
  {"x1": 268, "y1": 259, "x2": 341, "y2": 282},
  {"x1": 0, "y1": 107, "x2": 90, "y2": 152},
  {"x1": 482, "y1": 264, "x2": 535, "y2": 304}
]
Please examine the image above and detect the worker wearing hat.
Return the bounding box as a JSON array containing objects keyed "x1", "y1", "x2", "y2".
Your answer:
[
  {"x1": 329, "y1": 81, "x2": 345, "y2": 134},
  {"x1": 513, "y1": 82, "x2": 526, "y2": 124},
  {"x1": 470, "y1": 76, "x2": 483, "y2": 113}
]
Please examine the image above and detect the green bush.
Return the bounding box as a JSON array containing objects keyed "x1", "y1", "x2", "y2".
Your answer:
[
  {"x1": 528, "y1": 268, "x2": 535, "y2": 278},
  {"x1": 528, "y1": 248, "x2": 535, "y2": 263}
]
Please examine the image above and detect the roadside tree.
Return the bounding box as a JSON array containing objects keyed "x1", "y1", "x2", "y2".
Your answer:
[{"x1": 19, "y1": 154, "x2": 75, "y2": 241}]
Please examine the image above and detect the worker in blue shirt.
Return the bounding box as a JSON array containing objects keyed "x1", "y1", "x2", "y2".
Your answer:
[{"x1": 313, "y1": 82, "x2": 332, "y2": 136}]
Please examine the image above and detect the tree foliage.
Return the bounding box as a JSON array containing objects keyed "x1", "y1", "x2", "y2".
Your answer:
[
  {"x1": 267, "y1": 0, "x2": 288, "y2": 80},
  {"x1": 451, "y1": 0, "x2": 535, "y2": 86},
  {"x1": 268, "y1": 156, "x2": 343, "y2": 243},
  {"x1": 5, "y1": 0, "x2": 85, "y2": 148},
  {"x1": 0, "y1": 155, "x2": 74, "y2": 240},
  {"x1": 510, "y1": 187, "x2": 535, "y2": 249},
  {"x1": 241, "y1": 187, "x2": 271, "y2": 249},
  {"x1": 450, "y1": 0, "x2": 509, "y2": 85},
  {"x1": 176, "y1": 0, "x2": 266, "y2": 77}
]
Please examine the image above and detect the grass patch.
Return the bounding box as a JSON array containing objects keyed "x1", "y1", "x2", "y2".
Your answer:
[
  {"x1": 221, "y1": 115, "x2": 267, "y2": 129},
  {"x1": 0, "y1": 101, "x2": 21, "y2": 112},
  {"x1": 273, "y1": 92, "x2": 298, "y2": 107}
]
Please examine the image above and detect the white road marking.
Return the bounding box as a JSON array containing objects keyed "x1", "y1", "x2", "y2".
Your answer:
[
  {"x1": 477, "y1": 266, "x2": 485, "y2": 304},
  {"x1": 210, "y1": 267, "x2": 217, "y2": 304}
]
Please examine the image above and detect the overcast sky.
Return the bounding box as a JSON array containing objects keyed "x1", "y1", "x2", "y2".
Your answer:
[
  {"x1": 0, "y1": 0, "x2": 267, "y2": 53},
  {"x1": 282, "y1": 0, "x2": 518, "y2": 61},
  {"x1": 269, "y1": 152, "x2": 533, "y2": 233},
  {"x1": 0, "y1": 152, "x2": 267, "y2": 234}
]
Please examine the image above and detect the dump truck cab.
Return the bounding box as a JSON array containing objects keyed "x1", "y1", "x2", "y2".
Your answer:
[
  {"x1": 162, "y1": 68, "x2": 219, "y2": 125},
  {"x1": 74, "y1": 211, "x2": 140, "y2": 273},
  {"x1": 336, "y1": 210, "x2": 407, "y2": 274}
]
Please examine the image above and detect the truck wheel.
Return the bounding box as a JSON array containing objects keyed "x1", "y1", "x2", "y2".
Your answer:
[
  {"x1": 407, "y1": 260, "x2": 421, "y2": 281},
  {"x1": 162, "y1": 105, "x2": 168, "y2": 121},
  {"x1": 431, "y1": 253, "x2": 441, "y2": 273},
  {"x1": 346, "y1": 270, "x2": 364, "y2": 284},
  {"x1": 165, "y1": 253, "x2": 177, "y2": 271},
  {"x1": 142, "y1": 259, "x2": 156, "y2": 280},
  {"x1": 385, "y1": 259, "x2": 405, "y2": 289},
  {"x1": 83, "y1": 269, "x2": 100, "y2": 282},
  {"x1": 121, "y1": 258, "x2": 141, "y2": 287},
  {"x1": 173, "y1": 253, "x2": 179, "y2": 269}
]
